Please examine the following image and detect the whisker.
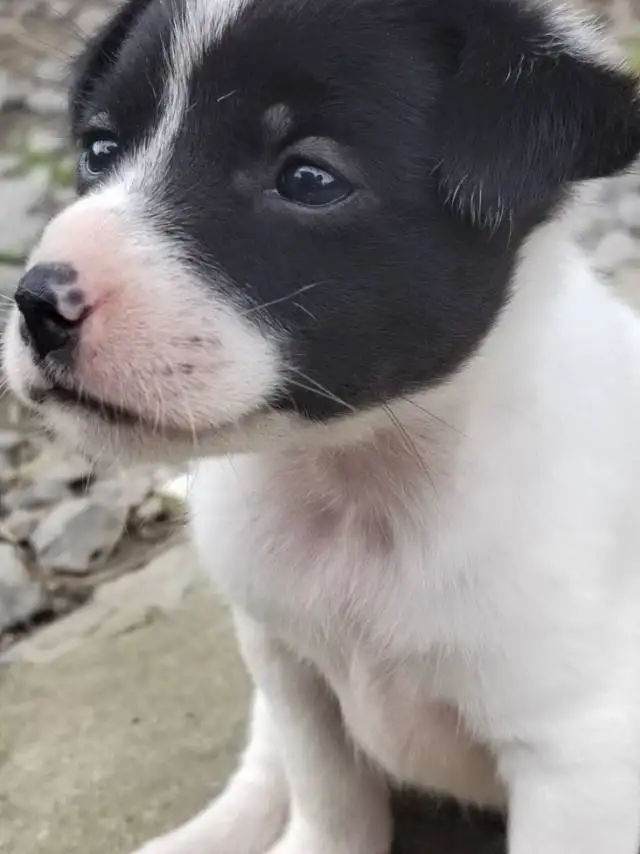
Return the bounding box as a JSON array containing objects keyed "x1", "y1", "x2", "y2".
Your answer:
[
  {"x1": 217, "y1": 88, "x2": 238, "y2": 103},
  {"x1": 400, "y1": 396, "x2": 467, "y2": 438},
  {"x1": 44, "y1": 5, "x2": 93, "y2": 43},
  {"x1": 289, "y1": 368, "x2": 356, "y2": 413},
  {"x1": 383, "y1": 403, "x2": 438, "y2": 497},
  {"x1": 294, "y1": 302, "x2": 318, "y2": 323},
  {"x1": 286, "y1": 378, "x2": 354, "y2": 413},
  {"x1": 241, "y1": 280, "x2": 332, "y2": 317}
]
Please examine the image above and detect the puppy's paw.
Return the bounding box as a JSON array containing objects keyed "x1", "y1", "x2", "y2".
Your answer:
[
  {"x1": 267, "y1": 819, "x2": 391, "y2": 854},
  {"x1": 129, "y1": 801, "x2": 288, "y2": 854},
  {"x1": 130, "y1": 826, "x2": 271, "y2": 854}
]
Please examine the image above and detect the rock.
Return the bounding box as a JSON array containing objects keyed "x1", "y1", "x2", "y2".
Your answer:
[
  {"x1": 0, "y1": 509, "x2": 45, "y2": 544},
  {"x1": 90, "y1": 471, "x2": 154, "y2": 512},
  {"x1": 1, "y1": 540, "x2": 201, "y2": 663},
  {"x1": 0, "y1": 154, "x2": 20, "y2": 176},
  {"x1": 3, "y1": 478, "x2": 73, "y2": 512},
  {"x1": 617, "y1": 193, "x2": 640, "y2": 231},
  {"x1": 160, "y1": 472, "x2": 194, "y2": 504},
  {"x1": 0, "y1": 70, "x2": 29, "y2": 113},
  {"x1": 35, "y1": 456, "x2": 95, "y2": 490},
  {"x1": 52, "y1": 186, "x2": 76, "y2": 209},
  {"x1": 26, "y1": 88, "x2": 68, "y2": 116},
  {"x1": 612, "y1": 264, "x2": 640, "y2": 315},
  {"x1": 25, "y1": 127, "x2": 67, "y2": 156},
  {"x1": 48, "y1": 0, "x2": 74, "y2": 14},
  {"x1": 34, "y1": 58, "x2": 68, "y2": 86},
  {"x1": 134, "y1": 495, "x2": 166, "y2": 526},
  {"x1": 0, "y1": 263, "x2": 20, "y2": 295},
  {"x1": 593, "y1": 230, "x2": 640, "y2": 273},
  {"x1": 0, "y1": 543, "x2": 47, "y2": 631},
  {"x1": 0, "y1": 429, "x2": 35, "y2": 468},
  {"x1": 30, "y1": 497, "x2": 129, "y2": 574},
  {"x1": 0, "y1": 169, "x2": 50, "y2": 257},
  {"x1": 76, "y1": 7, "x2": 112, "y2": 36}
]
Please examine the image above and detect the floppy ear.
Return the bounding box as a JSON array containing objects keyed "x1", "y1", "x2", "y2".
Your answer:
[
  {"x1": 70, "y1": 0, "x2": 154, "y2": 129},
  {"x1": 433, "y1": 0, "x2": 640, "y2": 229}
]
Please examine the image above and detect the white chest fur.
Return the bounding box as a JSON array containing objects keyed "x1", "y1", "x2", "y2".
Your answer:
[
  {"x1": 190, "y1": 232, "x2": 640, "y2": 810},
  {"x1": 190, "y1": 444, "x2": 506, "y2": 806}
]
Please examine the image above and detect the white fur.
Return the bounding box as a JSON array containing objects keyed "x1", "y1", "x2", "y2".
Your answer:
[
  {"x1": 120, "y1": 212, "x2": 640, "y2": 854},
  {"x1": 6, "y1": 2, "x2": 640, "y2": 852},
  {"x1": 125, "y1": 0, "x2": 249, "y2": 190}
]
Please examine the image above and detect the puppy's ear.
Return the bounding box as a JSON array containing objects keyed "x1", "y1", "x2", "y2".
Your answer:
[
  {"x1": 70, "y1": 0, "x2": 154, "y2": 128},
  {"x1": 432, "y1": 0, "x2": 640, "y2": 228}
]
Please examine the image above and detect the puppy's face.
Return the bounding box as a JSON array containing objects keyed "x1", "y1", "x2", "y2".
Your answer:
[{"x1": 4, "y1": 0, "x2": 640, "y2": 463}]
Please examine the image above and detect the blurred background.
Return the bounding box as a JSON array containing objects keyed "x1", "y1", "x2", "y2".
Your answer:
[{"x1": 1, "y1": 2, "x2": 640, "y2": 854}]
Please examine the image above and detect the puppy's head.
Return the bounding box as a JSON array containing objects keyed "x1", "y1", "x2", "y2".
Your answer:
[{"x1": 4, "y1": 0, "x2": 640, "y2": 462}]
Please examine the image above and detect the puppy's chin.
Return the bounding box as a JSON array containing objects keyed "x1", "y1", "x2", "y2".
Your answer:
[
  {"x1": 33, "y1": 397, "x2": 381, "y2": 467},
  {"x1": 2, "y1": 309, "x2": 297, "y2": 466},
  {"x1": 35, "y1": 403, "x2": 248, "y2": 467}
]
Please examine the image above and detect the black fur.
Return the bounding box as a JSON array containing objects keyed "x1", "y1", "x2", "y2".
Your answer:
[{"x1": 69, "y1": 0, "x2": 640, "y2": 420}]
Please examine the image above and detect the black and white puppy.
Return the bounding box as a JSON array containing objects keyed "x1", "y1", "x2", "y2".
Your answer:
[{"x1": 5, "y1": 0, "x2": 640, "y2": 852}]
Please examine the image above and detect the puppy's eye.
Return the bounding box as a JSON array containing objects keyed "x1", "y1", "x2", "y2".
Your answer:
[
  {"x1": 80, "y1": 136, "x2": 120, "y2": 179},
  {"x1": 276, "y1": 160, "x2": 352, "y2": 207}
]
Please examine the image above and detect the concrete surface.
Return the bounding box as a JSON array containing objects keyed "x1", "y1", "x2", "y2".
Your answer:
[
  {"x1": 0, "y1": 540, "x2": 508, "y2": 854},
  {"x1": 0, "y1": 566, "x2": 251, "y2": 854}
]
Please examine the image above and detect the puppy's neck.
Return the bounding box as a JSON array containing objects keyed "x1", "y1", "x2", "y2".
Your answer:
[{"x1": 268, "y1": 219, "x2": 592, "y2": 491}]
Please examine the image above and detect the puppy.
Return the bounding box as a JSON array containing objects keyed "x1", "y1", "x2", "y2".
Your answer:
[{"x1": 5, "y1": 0, "x2": 640, "y2": 851}]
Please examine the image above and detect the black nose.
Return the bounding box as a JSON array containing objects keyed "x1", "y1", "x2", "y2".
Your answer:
[{"x1": 15, "y1": 263, "x2": 84, "y2": 363}]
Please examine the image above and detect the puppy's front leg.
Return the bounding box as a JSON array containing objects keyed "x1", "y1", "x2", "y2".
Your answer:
[
  {"x1": 236, "y1": 614, "x2": 392, "y2": 854},
  {"x1": 500, "y1": 740, "x2": 640, "y2": 853},
  {"x1": 132, "y1": 691, "x2": 288, "y2": 854}
]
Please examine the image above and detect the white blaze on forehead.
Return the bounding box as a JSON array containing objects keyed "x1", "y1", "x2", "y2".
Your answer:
[{"x1": 124, "y1": 0, "x2": 251, "y2": 189}]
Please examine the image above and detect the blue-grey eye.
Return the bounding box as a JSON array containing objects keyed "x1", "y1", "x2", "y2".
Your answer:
[{"x1": 277, "y1": 160, "x2": 352, "y2": 207}]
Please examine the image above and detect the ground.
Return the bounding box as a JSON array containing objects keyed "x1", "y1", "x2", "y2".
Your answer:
[{"x1": 2, "y1": 2, "x2": 640, "y2": 854}]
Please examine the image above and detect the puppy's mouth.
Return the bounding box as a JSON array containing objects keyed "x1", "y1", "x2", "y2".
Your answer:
[
  {"x1": 33, "y1": 383, "x2": 144, "y2": 428},
  {"x1": 27, "y1": 378, "x2": 270, "y2": 443}
]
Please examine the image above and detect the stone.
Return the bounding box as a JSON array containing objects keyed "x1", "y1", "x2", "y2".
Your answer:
[
  {"x1": 0, "y1": 429, "x2": 26, "y2": 455},
  {"x1": 0, "y1": 543, "x2": 47, "y2": 631},
  {"x1": 0, "y1": 264, "x2": 20, "y2": 298},
  {"x1": 0, "y1": 509, "x2": 46, "y2": 544},
  {"x1": 30, "y1": 497, "x2": 129, "y2": 574},
  {"x1": 76, "y1": 7, "x2": 112, "y2": 36},
  {"x1": 48, "y1": 0, "x2": 74, "y2": 14},
  {"x1": 2, "y1": 451, "x2": 95, "y2": 510},
  {"x1": 3, "y1": 478, "x2": 73, "y2": 512},
  {"x1": 0, "y1": 169, "x2": 50, "y2": 257},
  {"x1": 617, "y1": 193, "x2": 640, "y2": 231},
  {"x1": 593, "y1": 230, "x2": 640, "y2": 273},
  {"x1": 0, "y1": 263, "x2": 23, "y2": 308},
  {"x1": 52, "y1": 186, "x2": 76, "y2": 209},
  {"x1": 160, "y1": 471, "x2": 194, "y2": 504},
  {"x1": 0, "y1": 70, "x2": 29, "y2": 113},
  {"x1": 2, "y1": 540, "x2": 202, "y2": 663},
  {"x1": 25, "y1": 127, "x2": 67, "y2": 156},
  {"x1": 34, "y1": 58, "x2": 68, "y2": 86},
  {"x1": 25, "y1": 88, "x2": 68, "y2": 116},
  {"x1": 35, "y1": 456, "x2": 95, "y2": 491},
  {"x1": 0, "y1": 153, "x2": 20, "y2": 176},
  {"x1": 612, "y1": 264, "x2": 640, "y2": 315},
  {"x1": 90, "y1": 471, "x2": 154, "y2": 512},
  {"x1": 0, "y1": 429, "x2": 35, "y2": 468},
  {"x1": 134, "y1": 495, "x2": 168, "y2": 527}
]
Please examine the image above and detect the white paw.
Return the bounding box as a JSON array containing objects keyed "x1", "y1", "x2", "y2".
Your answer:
[
  {"x1": 128, "y1": 793, "x2": 288, "y2": 854},
  {"x1": 267, "y1": 820, "x2": 390, "y2": 854}
]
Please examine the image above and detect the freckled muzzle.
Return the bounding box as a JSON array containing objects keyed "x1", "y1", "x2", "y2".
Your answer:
[{"x1": 2, "y1": 190, "x2": 284, "y2": 449}]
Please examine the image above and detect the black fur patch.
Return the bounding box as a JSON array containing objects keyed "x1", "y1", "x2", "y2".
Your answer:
[{"x1": 69, "y1": 0, "x2": 640, "y2": 420}]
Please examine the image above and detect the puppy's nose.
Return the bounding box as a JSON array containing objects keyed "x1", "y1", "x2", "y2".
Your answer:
[{"x1": 15, "y1": 263, "x2": 86, "y2": 362}]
